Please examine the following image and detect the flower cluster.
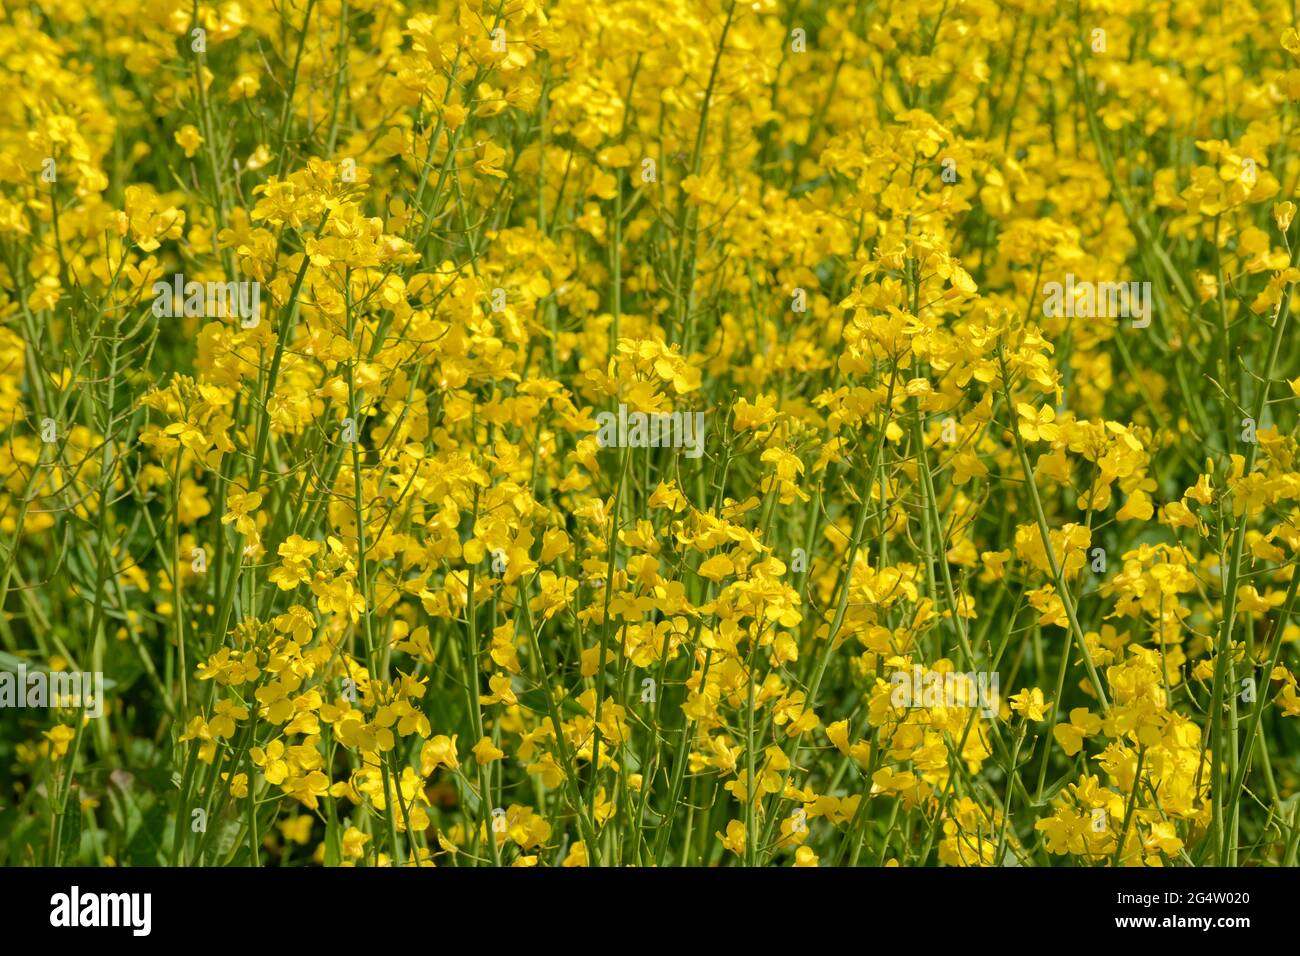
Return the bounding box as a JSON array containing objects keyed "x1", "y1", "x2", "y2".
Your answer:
[{"x1": 2, "y1": 0, "x2": 1299, "y2": 869}]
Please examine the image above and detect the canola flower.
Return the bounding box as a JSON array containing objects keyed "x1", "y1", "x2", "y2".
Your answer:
[{"x1": 0, "y1": 0, "x2": 1299, "y2": 869}]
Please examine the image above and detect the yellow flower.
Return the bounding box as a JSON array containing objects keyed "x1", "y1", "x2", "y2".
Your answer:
[
  {"x1": 421, "y1": 735, "x2": 460, "y2": 775},
  {"x1": 1009, "y1": 688, "x2": 1051, "y2": 722},
  {"x1": 1016, "y1": 403, "x2": 1059, "y2": 443},
  {"x1": 1053, "y1": 708, "x2": 1102, "y2": 756},
  {"x1": 717, "y1": 820, "x2": 746, "y2": 855},
  {"x1": 793, "y1": 845, "x2": 819, "y2": 867},
  {"x1": 1274, "y1": 201, "x2": 1296, "y2": 233},
  {"x1": 342, "y1": 826, "x2": 371, "y2": 860},
  {"x1": 473, "y1": 736, "x2": 504, "y2": 764},
  {"x1": 43, "y1": 724, "x2": 75, "y2": 760},
  {"x1": 561, "y1": 841, "x2": 588, "y2": 867},
  {"x1": 174, "y1": 125, "x2": 204, "y2": 158},
  {"x1": 478, "y1": 674, "x2": 518, "y2": 706}
]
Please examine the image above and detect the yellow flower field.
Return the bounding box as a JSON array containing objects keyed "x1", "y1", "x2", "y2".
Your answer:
[{"x1": 2, "y1": 0, "x2": 1300, "y2": 868}]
